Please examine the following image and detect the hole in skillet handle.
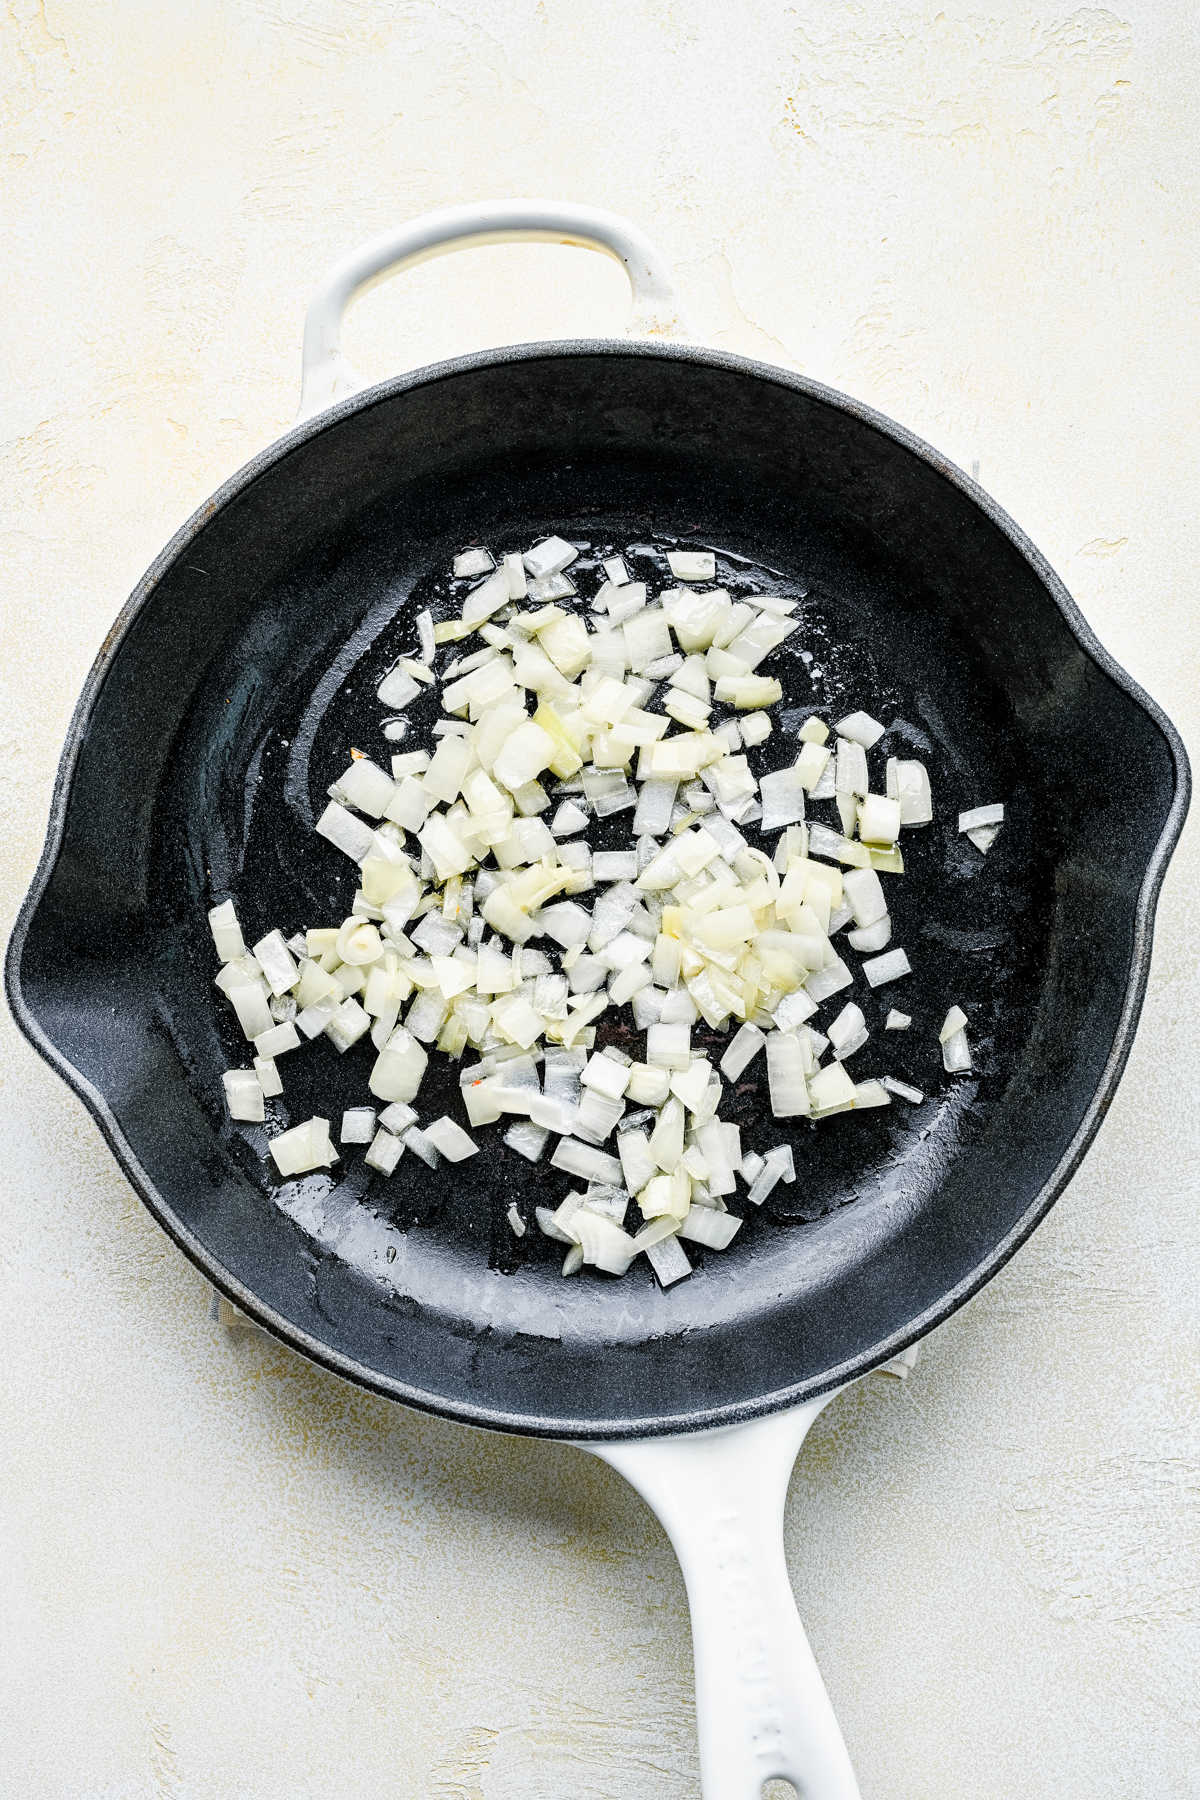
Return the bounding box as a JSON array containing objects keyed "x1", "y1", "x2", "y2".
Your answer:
[{"x1": 763, "y1": 1781, "x2": 802, "y2": 1799}]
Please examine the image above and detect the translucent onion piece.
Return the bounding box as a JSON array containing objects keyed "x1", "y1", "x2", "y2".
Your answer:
[
  {"x1": 667, "y1": 549, "x2": 716, "y2": 581},
  {"x1": 958, "y1": 803, "x2": 1005, "y2": 833},
  {"x1": 882, "y1": 1076, "x2": 924, "y2": 1104},
  {"x1": 269, "y1": 1117, "x2": 336, "y2": 1176},
  {"x1": 679, "y1": 1208, "x2": 741, "y2": 1249},
  {"x1": 550, "y1": 1137, "x2": 623, "y2": 1185},
  {"x1": 208, "y1": 900, "x2": 245, "y2": 963},
  {"x1": 939, "y1": 1005, "x2": 968, "y2": 1042},
  {"x1": 524, "y1": 536, "x2": 578, "y2": 579},
  {"x1": 766, "y1": 1032, "x2": 811, "y2": 1117},
  {"x1": 720, "y1": 1022, "x2": 765, "y2": 1079},
  {"x1": 834, "y1": 710, "x2": 886, "y2": 748},
  {"x1": 645, "y1": 1234, "x2": 692, "y2": 1287},
  {"x1": 223, "y1": 1069, "x2": 264, "y2": 1122},
  {"x1": 861, "y1": 948, "x2": 912, "y2": 988},
  {"x1": 340, "y1": 1107, "x2": 377, "y2": 1143},
  {"x1": 364, "y1": 1129, "x2": 404, "y2": 1174}
]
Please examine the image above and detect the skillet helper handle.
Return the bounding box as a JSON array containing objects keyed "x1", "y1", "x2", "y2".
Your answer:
[
  {"x1": 590, "y1": 1398, "x2": 861, "y2": 1800},
  {"x1": 298, "y1": 199, "x2": 687, "y2": 420}
]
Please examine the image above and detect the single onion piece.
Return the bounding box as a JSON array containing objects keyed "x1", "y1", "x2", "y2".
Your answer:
[
  {"x1": 254, "y1": 1021, "x2": 300, "y2": 1059},
  {"x1": 573, "y1": 1209, "x2": 638, "y2": 1275},
  {"x1": 316, "y1": 802, "x2": 376, "y2": 863},
  {"x1": 369, "y1": 1025, "x2": 428, "y2": 1103},
  {"x1": 939, "y1": 1004, "x2": 968, "y2": 1042},
  {"x1": 842, "y1": 866, "x2": 887, "y2": 928},
  {"x1": 269, "y1": 1117, "x2": 336, "y2": 1177},
  {"x1": 885, "y1": 1010, "x2": 911, "y2": 1031},
  {"x1": 340, "y1": 1107, "x2": 377, "y2": 1143},
  {"x1": 379, "y1": 1101, "x2": 418, "y2": 1134},
  {"x1": 208, "y1": 900, "x2": 246, "y2": 963},
  {"x1": 667, "y1": 549, "x2": 716, "y2": 581},
  {"x1": 857, "y1": 794, "x2": 902, "y2": 847},
  {"x1": 254, "y1": 1056, "x2": 283, "y2": 1098},
  {"x1": 958, "y1": 803, "x2": 1005, "y2": 833},
  {"x1": 886, "y1": 757, "x2": 933, "y2": 825},
  {"x1": 835, "y1": 710, "x2": 886, "y2": 749},
  {"x1": 967, "y1": 824, "x2": 1002, "y2": 854},
  {"x1": 228, "y1": 980, "x2": 275, "y2": 1041},
  {"x1": 462, "y1": 566, "x2": 513, "y2": 629},
  {"x1": 646, "y1": 1022, "x2": 691, "y2": 1069},
  {"x1": 223, "y1": 1069, "x2": 264, "y2": 1123},
  {"x1": 758, "y1": 767, "x2": 807, "y2": 831},
  {"x1": 765, "y1": 1144, "x2": 796, "y2": 1184},
  {"x1": 862, "y1": 948, "x2": 912, "y2": 988},
  {"x1": 678, "y1": 1208, "x2": 741, "y2": 1249},
  {"x1": 550, "y1": 1137, "x2": 623, "y2": 1185},
  {"x1": 766, "y1": 1032, "x2": 811, "y2": 1117},
  {"x1": 524, "y1": 536, "x2": 578, "y2": 579},
  {"x1": 720, "y1": 1022, "x2": 765, "y2": 1079},
  {"x1": 807, "y1": 1062, "x2": 857, "y2": 1115},
  {"x1": 846, "y1": 915, "x2": 892, "y2": 954},
  {"x1": 746, "y1": 1159, "x2": 784, "y2": 1206},
  {"x1": 377, "y1": 668, "x2": 421, "y2": 710},
  {"x1": 827, "y1": 1001, "x2": 869, "y2": 1061},
  {"x1": 882, "y1": 1077, "x2": 924, "y2": 1104},
  {"x1": 645, "y1": 1234, "x2": 692, "y2": 1287},
  {"x1": 365, "y1": 1129, "x2": 405, "y2": 1174},
  {"x1": 504, "y1": 1120, "x2": 550, "y2": 1161}
]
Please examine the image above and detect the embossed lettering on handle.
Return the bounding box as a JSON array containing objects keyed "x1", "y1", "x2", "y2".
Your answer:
[{"x1": 587, "y1": 1400, "x2": 862, "y2": 1800}]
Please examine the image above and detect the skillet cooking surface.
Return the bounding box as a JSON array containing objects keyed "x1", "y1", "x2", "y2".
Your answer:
[{"x1": 10, "y1": 346, "x2": 1187, "y2": 1436}]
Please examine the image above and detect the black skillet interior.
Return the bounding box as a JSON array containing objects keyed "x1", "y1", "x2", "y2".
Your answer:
[{"x1": 10, "y1": 346, "x2": 1187, "y2": 1438}]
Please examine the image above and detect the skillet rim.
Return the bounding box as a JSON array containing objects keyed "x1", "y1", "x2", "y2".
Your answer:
[{"x1": 6, "y1": 339, "x2": 1191, "y2": 1439}]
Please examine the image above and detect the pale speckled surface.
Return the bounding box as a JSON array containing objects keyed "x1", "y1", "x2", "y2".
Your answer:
[{"x1": 3, "y1": 4, "x2": 1198, "y2": 1796}]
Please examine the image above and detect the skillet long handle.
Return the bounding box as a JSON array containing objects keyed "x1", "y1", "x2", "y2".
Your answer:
[
  {"x1": 298, "y1": 199, "x2": 686, "y2": 419},
  {"x1": 588, "y1": 1398, "x2": 861, "y2": 1800}
]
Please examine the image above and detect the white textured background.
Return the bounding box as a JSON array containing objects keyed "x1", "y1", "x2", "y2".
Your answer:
[{"x1": 3, "y1": 4, "x2": 1198, "y2": 1796}]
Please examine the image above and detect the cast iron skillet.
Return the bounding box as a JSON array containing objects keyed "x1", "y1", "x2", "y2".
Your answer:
[{"x1": 7, "y1": 205, "x2": 1189, "y2": 1799}]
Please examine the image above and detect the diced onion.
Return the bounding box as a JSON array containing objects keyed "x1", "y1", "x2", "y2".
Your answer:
[
  {"x1": 882, "y1": 1076, "x2": 924, "y2": 1103},
  {"x1": 269, "y1": 1116, "x2": 336, "y2": 1176},
  {"x1": 223, "y1": 1069, "x2": 264, "y2": 1122},
  {"x1": 365, "y1": 1128, "x2": 404, "y2": 1174},
  {"x1": 679, "y1": 1208, "x2": 741, "y2": 1249},
  {"x1": 959, "y1": 803, "x2": 1005, "y2": 833},
  {"x1": 939, "y1": 1005, "x2": 968, "y2": 1042},
  {"x1": 720, "y1": 1022, "x2": 765, "y2": 1079},
  {"x1": 425, "y1": 1116, "x2": 478, "y2": 1161},
  {"x1": 766, "y1": 1032, "x2": 811, "y2": 1118},
  {"x1": 835, "y1": 710, "x2": 886, "y2": 749},
  {"x1": 208, "y1": 900, "x2": 245, "y2": 963},
  {"x1": 210, "y1": 528, "x2": 984, "y2": 1284},
  {"x1": 861, "y1": 948, "x2": 912, "y2": 988},
  {"x1": 645, "y1": 1234, "x2": 692, "y2": 1287}
]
